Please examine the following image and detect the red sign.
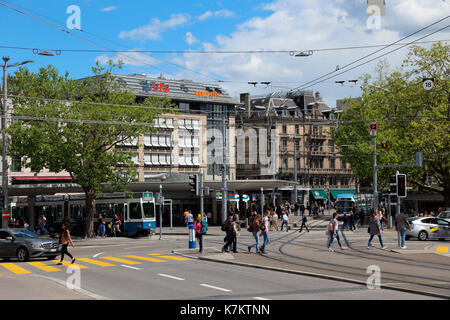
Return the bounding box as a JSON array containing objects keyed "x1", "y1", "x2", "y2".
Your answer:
[
  {"x1": 153, "y1": 82, "x2": 170, "y2": 93},
  {"x1": 2, "y1": 211, "x2": 10, "y2": 219}
]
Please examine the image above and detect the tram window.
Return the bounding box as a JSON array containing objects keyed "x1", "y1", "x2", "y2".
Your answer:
[
  {"x1": 143, "y1": 203, "x2": 155, "y2": 219},
  {"x1": 129, "y1": 203, "x2": 142, "y2": 219}
]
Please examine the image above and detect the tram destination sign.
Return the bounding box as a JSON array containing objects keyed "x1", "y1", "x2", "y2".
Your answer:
[{"x1": 143, "y1": 192, "x2": 153, "y2": 200}]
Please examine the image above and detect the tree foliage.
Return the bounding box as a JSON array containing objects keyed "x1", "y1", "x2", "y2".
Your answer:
[
  {"x1": 332, "y1": 42, "x2": 449, "y2": 206},
  {"x1": 6, "y1": 60, "x2": 175, "y2": 237}
]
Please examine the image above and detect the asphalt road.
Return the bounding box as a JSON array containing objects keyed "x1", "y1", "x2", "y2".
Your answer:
[{"x1": 0, "y1": 233, "x2": 441, "y2": 300}]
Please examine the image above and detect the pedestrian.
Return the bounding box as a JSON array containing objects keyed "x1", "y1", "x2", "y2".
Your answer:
[
  {"x1": 194, "y1": 217, "x2": 203, "y2": 253},
  {"x1": 112, "y1": 214, "x2": 121, "y2": 237},
  {"x1": 368, "y1": 211, "x2": 387, "y2": 249},
  {"x1": 38, "y1": 217, "x2": 46, "y2": 236},
  {"x1": 259, "y1": 210, "x2": 270, "y2": 254},
  {"x1": 222, "y1": 215, "x2": 238, "y2": 253},
  {"x1": 183, "y1": 209, "x2": 189, "y2": 226},
  {"x1": 185, "y1": 210, "x2": 194, "y2": 226},
  {"x1": 281, "y1": 211, "x2": 289, "y2": 232},
  {"x1": 299, "y1": 212, "x2": 309, "y2": 232},
  {"x1": 271, "y1": 210, "x2": 279, "y2": 231},
  {"x1": 348, "y1": 211, "x2": 356, "y2": 231},
  {"x1": 247, "y1": 213, "x2": 261, "y2": 253},
  {"x1": 57, "y1": 223, "x2": 75, "y2": 265},
  {"x1": 97, "y1": 214, "x2": 106, "y2": 237},
  {"x1": 379, "y1": 212, "x2": 386, "y2": 230},
  {"x1": 23, "y1": 219, "x2": 29, "y2": 230},
  {"x1": 395, "y1": 209, "x2": 410, "y2": 249},
  {"x1": 327, "y1": 212, "x2": 346, "y2": 252},
  {"x1": 342, "y1": 214, "x2": 349, "y2": 231},
  {"x1": 359, "y1": 209, "x2": 365, "y2": 226}
]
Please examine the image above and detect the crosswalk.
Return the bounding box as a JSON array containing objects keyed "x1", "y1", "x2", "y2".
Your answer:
[{"x1": 0, "y1": 253, "x2": 191, "y2": 276}]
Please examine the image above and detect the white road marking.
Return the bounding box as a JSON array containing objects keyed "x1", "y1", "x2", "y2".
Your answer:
[
  {"x1": 158, "y1": 274, "x2": 185, "y2": 281},
  {"x1": 200, "y1": 284, "x2": 232, "y2": 292},
  {"x1": 93, "y1": 252, "x2": 104, "y2": 258},
  {"x1": 253, "y1": 297, "x2": 270, "y2": 300},
  {"x1": 120, "y1": 264, "x2": 141, "y2": 270}
]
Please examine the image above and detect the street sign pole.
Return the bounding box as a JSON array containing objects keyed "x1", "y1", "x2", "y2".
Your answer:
[
  {"x1": 159, "y1": 184, "x2": 163, "y2": 240},
  {"x1": 199, "y1": 169, "x2": 204, "y2": 253}
]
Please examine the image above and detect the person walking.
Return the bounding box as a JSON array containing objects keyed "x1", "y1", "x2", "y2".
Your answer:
[
  {"x1": 112, "y1": 214, "x2": 121, "y2": 237},
  {"x1": 327, "y1": 212, "x2": 346, "y2": 252},
  {"x1": 281, "y1": 211, "x2": 289, "y2": 232},
  {"x1": 194, "y1": 217, "x2": 204, "y2": 253},
  {"x1": 359, "y1": 209, "x2": 365, "y2": 226},
  {"x1": 185, "y1": 210, "x2": 194, "y2": 226},
  {"x1": 38, "y1": 217, "x2": 46, "y2": 236},
  {"x1": 57, "y1": 223, "x2": 75, "y2": 265},
  {"x1": 97, "y1": 214, "x2": 106, "y2": 237},
  {"x1": 260, "y1": 211, "x2": 270, "y2": 254},
  {"x1": 349, "y1": 210, "x2": 356, "y2": 231},
  {"x1": 299, "y1": 212, "x2": 309, "y2": 232},
  {"x1": 271, "y1": 210, "x2": 279, "y2": 231},
  {"x1": 368, "y1": 211, "x2": 387, "y2": 249},
  {"x1": 247, "y1": 214, "x2": 261, "y2": 253},
  {"x1": 395, "y1": 209, "x2": 410, "y2": 249},
  {"x1": 342, "y1": 214, "x2": 349, "y2": 231},
  {"x1": 222, "y1": 215, "x2": 238, "y2": 253}
]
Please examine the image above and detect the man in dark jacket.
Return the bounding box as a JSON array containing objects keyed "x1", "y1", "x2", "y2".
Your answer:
[{"x1": 395, "y1": 209, "x2": 410, "y2": 249}]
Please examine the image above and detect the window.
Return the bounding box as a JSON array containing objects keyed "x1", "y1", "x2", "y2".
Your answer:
[
  {"x1": 179, "y1": 102, "x2": 189, "y2": 110},
  {"x1": 144, "y1": 153, "x2": 152, "y2": 165},
  {"x1": 330, "y1": 158, "x2": 335, "y2": 169},
  {"x1": 282, "y1": 139, "x2": 287, "y2": 150},
  {"x1": 143, "y1": 203, "x2": 155, "y2": 219},
  {"x1": 144, "y1": 134, "x2": 152, "y2": 147},
  {"x1": 129, "y1": 203, "x2": 142, "y2": 220},
  {"x1": 282, "y1": 125, "x2": 287, "y2": 134},
  {"x1": 295, "y1": 125, "x2": 299, "y2": 134},
  {"x1": 341, "y1": 160, "x2": 346, "y2": 169},
  {"x1": 294, "y1": 140, "x2": 300, "y2": 151},
  {"x1": 329, "y1": 141, "x2": 335, "y2": 153},
  {"x1": 11, "y1": 158, "x2": 22, "y2": 172},
  {"x1": 282, "y1": 158, "x2": 288, "y2": 170}
]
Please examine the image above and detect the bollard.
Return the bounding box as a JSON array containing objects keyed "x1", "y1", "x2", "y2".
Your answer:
[{"x1": 188, "y1": 223, "x2": 196, "y2": 249}]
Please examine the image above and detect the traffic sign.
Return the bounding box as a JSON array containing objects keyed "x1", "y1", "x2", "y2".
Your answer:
[
  {"x1": 2, "y1": 211, "x2": 10, "y2": 219},
  {"x1": 369, "y1": 122, "x2": 378, "y2": 136},
  {"x1": 422, "y1": 78, "x2": 434, "y2": 91}
]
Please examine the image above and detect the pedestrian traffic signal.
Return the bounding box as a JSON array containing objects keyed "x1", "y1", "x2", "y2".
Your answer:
[
  {"x1": 396, "y1": 173, "x2": 407, "y2": 198},
  {"x1": 369, "y1": 122, "x2": 378, "y2": 131},
  {"x1": 389, "y1": 175, "x2": 396, "y2": 195},
  {"x1": 189, "y1": 174, "x2": 199, "y2": 196}
]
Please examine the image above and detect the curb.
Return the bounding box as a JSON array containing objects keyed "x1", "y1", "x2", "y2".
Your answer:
[{"x1": 172, "y1": 249, "x2": 450, "y2": 300}]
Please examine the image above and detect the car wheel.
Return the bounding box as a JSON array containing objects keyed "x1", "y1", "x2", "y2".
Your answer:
[
  {"x1": 16, "y1": 247, "x2": 29, "y2": 262},
  {"x1": 46, "y1": 255, "x2": 57, "y2": 260},
  {"x1": 418, "y1": 231, "x2": 428, "y2": 241}
]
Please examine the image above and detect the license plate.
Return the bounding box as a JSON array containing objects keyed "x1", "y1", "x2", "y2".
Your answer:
[{"x1": 50, "y1": 249, "x2": 57, "y2": 252}]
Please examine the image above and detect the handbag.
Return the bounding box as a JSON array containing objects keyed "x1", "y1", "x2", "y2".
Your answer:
[{"x1": 367, "y1": 226, "x2": 370, "y2": 233}]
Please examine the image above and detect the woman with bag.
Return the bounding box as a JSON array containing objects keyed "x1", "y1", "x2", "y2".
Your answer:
[
  {"x1": 368, "y1": 211, "x2": 387, "y2": 249},
  {"x1": 247, "y1": 214, "x2": 261, "y2": 253},
  {"x1": 194, "y1": 217, "x2": 203, "y2": 253},
  {"x1": 259, "y1": 211, "x2": 270, "y2": 254},
  {"x1": 57, "y1": 223, "x2": 76, "y2": 265}
]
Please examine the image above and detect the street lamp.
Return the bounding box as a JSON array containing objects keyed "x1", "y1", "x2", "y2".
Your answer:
[{"x1": 2, "y1": 57, "x2": 34, "y2": 228}]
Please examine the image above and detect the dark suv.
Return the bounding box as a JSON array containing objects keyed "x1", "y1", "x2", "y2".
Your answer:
[{"x1": 0, "y1": 229, "x2": 60, "y2": 262}]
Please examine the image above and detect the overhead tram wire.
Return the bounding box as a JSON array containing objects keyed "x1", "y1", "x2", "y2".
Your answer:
[
  {"x1": 289, "y1": 15, "x2": 450, "y2": 92},
  {"x1": 293, "y1": 24, "x2": 449, "y2": 91},
  {"x1": 0, "y1": 0, "x2": 222, "y2": 83}
]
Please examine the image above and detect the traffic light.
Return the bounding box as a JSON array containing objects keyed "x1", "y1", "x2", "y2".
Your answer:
[
  {"x1": 189, "y1": 174, "x2": 199, "y2": 196},
  {"x1": 369, "y1": 122, "x2": 378, "y2": 131},
  {"x1": 396, "y1": 173, "x2": 407, "y2": 198},
  {"x1": 389, "y1": 175, "x2": 396, "y2": 195}
]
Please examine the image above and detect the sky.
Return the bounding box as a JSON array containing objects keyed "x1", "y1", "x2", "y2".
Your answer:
[{"x1": 0, "y1": 0, "x2": 449, "y2": 107}]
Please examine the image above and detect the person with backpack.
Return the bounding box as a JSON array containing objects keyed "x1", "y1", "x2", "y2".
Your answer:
[
  {"x1": 247, "y1": 214, "x2": 261, "y2": 253},
  {"x1": 327, "y1": 212, "x2": 346, "y2": 252},
  {"x1": 222, "y1": 215, "x2": 238, "y2": 253},
  {"x1": 299, "y1": 212, "x2": 309, "y2": 232},
  {"x1": 259, "y1": 211, "x2": 270, "y2": 254},
  {"x1": 194, "y1": 217, "x2": 204, "y2": 253}
]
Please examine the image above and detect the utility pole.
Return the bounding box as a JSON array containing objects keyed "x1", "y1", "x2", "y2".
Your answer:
[
  {"x1": 159, "y1": 184, "x2": 163, "y2": 240},
  {"x1": 373, "y1": 136, "x2": 378, "y2": 212},
  {"x1": 260, "y1": 187, "x2": 264, "y2": 214},
  {"x1": 199, "y1": 169, "x2": 204, "y2": 252},
  {"x1": 293, "y1": 138, "x2": 298, "y2": 204},
  {"x1": 221, "y1": 111, "x2": 227, "y2": 223}
]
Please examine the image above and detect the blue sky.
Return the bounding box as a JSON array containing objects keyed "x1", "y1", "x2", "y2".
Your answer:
[{"x1": 0, "y1": 0, "x2": 449, "y2": 106}]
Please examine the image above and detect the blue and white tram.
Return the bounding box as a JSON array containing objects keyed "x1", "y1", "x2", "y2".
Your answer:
[{"x1": 335, "y1": 194, "x2": 356, "y2": 215}]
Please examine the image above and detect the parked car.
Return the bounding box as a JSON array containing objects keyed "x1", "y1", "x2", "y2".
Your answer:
[
  {"x1": 0, "y1": 229, "x2": 60, "y2": 262},
  {"x1": 406, "y1": 217, "x2": 450, "y2": 241},
  {"x1": 437, "y1": 211, "x2": 450, "y2": 223}
]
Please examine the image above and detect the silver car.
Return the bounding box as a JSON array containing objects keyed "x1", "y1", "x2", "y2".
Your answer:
[
  {"x1": 437, "y1": 211, "x2": 450, "y2": 223},
  {"x1": 406, "y1": 217, "x2": 450, "y2": 241},
  {"x1": 0, "y1": 229, "x2": 60, "y2": 262}
]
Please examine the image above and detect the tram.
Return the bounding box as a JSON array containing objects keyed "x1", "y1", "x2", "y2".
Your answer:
[
  {"x1": 10, "y1": 194, "x2": 156, "y2": 237},
  {"x1": 335, "y1": 194, "x2": 356, "y2": 216}
]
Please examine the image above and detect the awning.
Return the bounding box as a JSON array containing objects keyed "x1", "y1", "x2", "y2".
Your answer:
[
  {"x1": 329, "y1": 189, "x2": 356, "y2": 199},
  {"x1": 310, "y1": 189, "x2": 327, "y2": 200}
]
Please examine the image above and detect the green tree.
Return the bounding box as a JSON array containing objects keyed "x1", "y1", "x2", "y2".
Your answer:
[
  {"x1": 6, "y1": 61, "x2": 174, "y2": 237},
  {"x1": 333, "y1": 42, "x2": 449, "y2": 207}
]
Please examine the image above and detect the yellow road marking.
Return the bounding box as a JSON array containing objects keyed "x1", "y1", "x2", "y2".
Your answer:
[
  {"x1": 148, "y1": 254, "x2": 191, "y2": 261},
  {"x1": 0, "y1": 263, "x2": 32, "y2": 275},
  {"x1": 76, "y1": 258, "x2": 115, "y2": 267},
  {"x1": 52, "y1": 260, "x2": 88, "y2": 269},
  {"x1": 101, "y1": 257, "x2": 142, "y2": 265},
  {"x1": 436, "y1": 246, "x2": 449, "y2": 254},
  {"x1": 26, "y1": 261, "x2": 60, "y2": 272},
  {"x1": 123, "y1": 255, "x2": 166, "y2": 262}
]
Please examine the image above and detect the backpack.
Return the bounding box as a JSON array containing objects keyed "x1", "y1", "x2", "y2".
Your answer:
[
  {"x1": 328, "y1": 221, "x2": 334, "y2": 232},
  {"x1": 200, "y1": 220, "x2": 208, "y2": 235},
  {"x1": 221, "y1": 220, "x2": 231, "y2": 232},
  {"x1": 260, "y1": 219, "x2": 266, "y2": 231}
]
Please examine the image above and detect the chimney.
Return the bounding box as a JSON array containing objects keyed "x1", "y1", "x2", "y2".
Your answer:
[{"x1": 240, "y1": 93, "x2": 251, "y2": 118}]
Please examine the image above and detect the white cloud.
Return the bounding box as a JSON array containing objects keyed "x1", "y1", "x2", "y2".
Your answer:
[
  {"x1": 170, "y1": 0, "x2": 449, "y2": 106},
  {"x1": 197, "y1": 9, "x2": 235, "y2": 21},
  {"x1": 185, "y1": 32, "x2": 199, "y2": 45},
  {"x1": 96, "y1": 50, "x2": 160, "y2": 67},
  {"x1": 100, "y1": 6, "x2": 118, "y2": 12},
  {"x1": 118, "y1": 14, "x2": 190, "y2": 42}
]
